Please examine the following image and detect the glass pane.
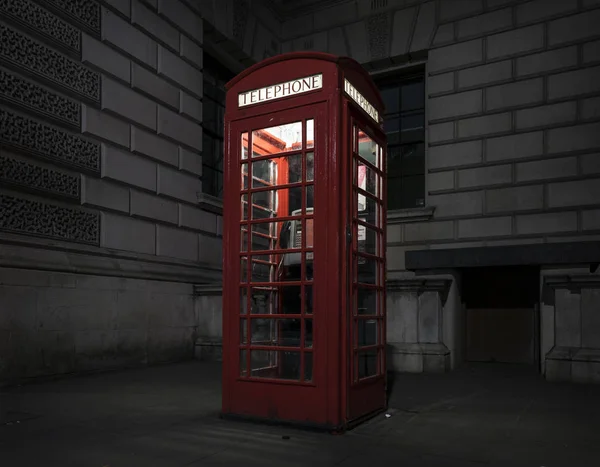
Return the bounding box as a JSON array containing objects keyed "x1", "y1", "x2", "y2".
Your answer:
[
  {"x1": 357, "y1": 287, "x2": 377, "y2": 315},
  {"x1": 240, "y1": 288, "x2": 248, "y2": 314},
  {"x1": 305, "y1": 285, "x2": 313, "y2": 314},
  {"x1": 241, "y1": 194, "x2": 248, "y2": 219},
  {"x1": 357, "y1": 319, "x2": 378, "y2": 347},
  {"x1": 357, "y1": 257, "x2": 378, "y2": 285},
  {"x1": 380, "y1": 87, "x2": 399, "y2": 115},
  {"x1": 251, "y1": 159, "x2": 277, "y2": 188},
  {"x1": 240, "y1": 258, "x2": 247, "y2": 283},
  {"x1": 358, "y1": 349, "x2": 378, "y2": 379},
  {"x1": 387, "y1": 176, "x2": 403, "y2": 211},
  {"x1": 401, "y1": 175, "x2": 426, "y2": 208},
  {"x1": 383, "y1": 117, "x2": 400, "y2": 145},
  {"x1": 241, "y1": 132, "x2": 249, "y2": 159},
  {"x1": 357, "y1": 224, "x2": 378, "y2": 256},
  {"x1": 357, "y1": 159, "x2": 378, "y2": 197},
  {"x1": 251, "y1": 187, "x2": 303, "y2": 218},
  {"x1": 357, "y1": 131, "x2": 378, "y2": 167},
  {"x1": 304, "y1": 319, "x2": 313, "y2": 348},
  {"x1": 303, "y1": 254, "x2": 314, "y2": 280},
  {"x1": 250, "y1": 286, "x2": 277, "y2": 314},
  {"x1": 401, "y1": 143, "x2": 425, "y2": 176},
  {"x1": 250, "y1": 256, "x2": 275, "y2": 283},
  {"x1": 401, "y1": 80, "x2": 425, "y2": 111},
  {"x1": 240, "y1": 349, "x2": 247, "y2": 376},
  {"x1": 306, "y1": 186, "x2": 314, "y2": 212},
  {"x1": 306, "y1": 119, "x2": 314, "y2": 149},
  {"x1": 252, "y1": 121, "x2": 302, "y2": 156},
  {"x1": 304, "y1": 352, "x2": 313, "y2": 382},
  {"x1": 249, "y1": 318, "x2": 301, "y2": 347},
  {"x1": 287, "y1": 153, "x2": 303, "y2": 183},
  {"x1": 359, "y1": 195, "x2": 379, "y2": 226},
  {"x1": 240, "y1": 318, "x2": 247, "y2": 343},
  {"x1": 249, "y1": 350, "x2": 301, "y2": 380},
  {"x1": 306, "y1": 152, "x2": 314, "y2": 181},
  {"x1": 251, "y1": 222, "x2": 278, "y2": 252},
  {"x1": 241, "y1": 228, "x2": 248, "y2": 252},
  {"x1": 401, "y1": 113, "x2": 424, "y2": 132}
]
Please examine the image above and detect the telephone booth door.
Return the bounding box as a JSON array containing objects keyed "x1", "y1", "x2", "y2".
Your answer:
[
  {"x1": 344, "y1": 109, "x2": 387, "y2": 422},
  {"x1": 224, "y1": 102, "x2": 332, "y2": 426}
]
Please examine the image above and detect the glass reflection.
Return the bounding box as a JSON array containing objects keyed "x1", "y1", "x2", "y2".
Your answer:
[
  {"x1": 252, "y1": 121, "x2": 303, "y2": 156},
  {"x1": 306, "y1": 119, "x2": 314, "y2": 149}
]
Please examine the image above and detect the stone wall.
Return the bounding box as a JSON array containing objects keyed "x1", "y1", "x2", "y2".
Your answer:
[
  {"x1": 280, "y1": 0, "x2": 600, "y2": 374},
  {"x1": 0, "y1": 0, "x2": 222, "y2": 383}
]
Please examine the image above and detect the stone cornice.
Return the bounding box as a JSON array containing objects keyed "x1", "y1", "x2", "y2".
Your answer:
[
  {"x1": 388, "y1": 206, "x2": 435, "y2": 224},
  {"x1": 386, "y1": 278, "x2": 452, "y2": 304},
  {"x1": 0, "y1": 233, "x2": 222, "y2": 284},
  {"x1": 544, "y1": 275, "x2": 600, "y2": 292}
]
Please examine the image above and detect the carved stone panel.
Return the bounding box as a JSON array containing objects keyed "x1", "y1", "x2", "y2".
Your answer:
[
  {"x1": 0, "y1": 67, "x2": 80, "y2": 128},
  {"x1": 0, "y1": 154, "x2": 80, "y2": 199},
  {"x1": 367, "y1": 13, "x2": 390, "y2": 61},
  {"x1": 0, "y1": 23, "x2": 100, "y2": 102},
  {"x1": 0, "y1": 194, "x2": 100, "y2": 244},
  {"x1": 0, "y1": 0, "x2": 81, "y2": 54},
  {"x1": 0, "y1": 109, "x2": 100, "y2": 172},
  {"x1": 38, "y1": 0, "x2": 100, "y2": 35}
]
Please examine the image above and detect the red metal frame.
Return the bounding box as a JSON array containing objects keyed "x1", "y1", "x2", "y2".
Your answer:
[{"x1": 222, "y1": 52, "x2": 387, "y2": 430}]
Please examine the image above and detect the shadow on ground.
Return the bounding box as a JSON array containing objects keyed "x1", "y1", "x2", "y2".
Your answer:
[{"x1": 2, "y1": 361, "x2": 600, "y2": 466}]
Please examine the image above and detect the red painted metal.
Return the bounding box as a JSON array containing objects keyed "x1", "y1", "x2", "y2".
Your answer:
[{"x1": 222, "y1": 52, "x2": 387, "y2": 431}]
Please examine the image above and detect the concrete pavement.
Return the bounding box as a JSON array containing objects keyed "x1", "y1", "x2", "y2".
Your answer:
[{"x1": 1, "y1": 361, "x2": 600, "y2": 466}]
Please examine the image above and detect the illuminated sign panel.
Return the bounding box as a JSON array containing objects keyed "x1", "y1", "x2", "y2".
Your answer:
[
  {"x1": 238, "y1": 74, "x2": 323, "y2": 107},
  {"x1": 344, "y1": 79, "x2": 379, "y2": 123}
]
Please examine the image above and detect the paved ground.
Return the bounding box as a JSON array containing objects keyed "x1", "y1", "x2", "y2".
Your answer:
[{"x1": 1, "y1": 361, "x2": 600, "y2": 467}]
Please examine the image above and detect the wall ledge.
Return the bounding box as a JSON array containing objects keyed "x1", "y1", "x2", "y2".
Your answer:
[{"x1": 388, "y1": 206, "x2": 435, "y2": 224}]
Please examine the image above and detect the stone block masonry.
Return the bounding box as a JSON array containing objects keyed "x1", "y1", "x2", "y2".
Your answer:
[{"x1": 0, "y1": 0, "x2": 219, "y2": 384}]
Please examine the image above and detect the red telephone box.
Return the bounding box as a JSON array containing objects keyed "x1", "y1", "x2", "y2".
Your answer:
[{"x1": 222, "y1": 52, "x2": 387, "y2": 431}]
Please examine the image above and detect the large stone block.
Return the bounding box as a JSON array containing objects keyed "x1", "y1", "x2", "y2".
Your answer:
[
  {"x1": 457, "y1": 216, "x2": 512, "y2": 238},
  {"x1": 439, "y1": 0, "x2": 483, "y2": 22},
  {"x1": 545, "y1": 358, "x2": 571, "y2": 382},
  {"x1": 158, "y1": 0, "x2": 203, "y2": 43},
  {"x1": 515, "y1": 102, "x2": 577, "y2": 130},
  {"x1": 101, "y1": 76, "x2": 157, "y2": 131},
  {"x1": 583, "y1": 40, "x2": 600, "y2": 64},
  {"x1": 180, "y1": 34, "x2": 202, "y2": 69},
  {"x1": 130, "y1": 127, "x2": 179, "y2": 167},
  {"x1": 158, "y1": 46, "x2": 203, "y2": 97},
  {"x1": 547, "y1": 122, "x2": 600, "y2": 154},
  {"x1": 36, "y1": 330, "x2": 76, "y2": 375},
  {"x1": 486, "y1": 78, "x2": 543, "y2": 111},
  {"x1": 516, "y1": 46, "x2": 578, "y2": 77},
  {"x1": 457, "y1": 112, "x2": 511, "y2": 138},
  {"x1": 0, "y1": 285, "x2": 37, "y2": 331},
  {"x1": 157, "y1": 106, "x2": 202, "y2": 151},
  {"x1": 116, "y1": 290, "x2": 150, "y2": 330},
  {"x1": 158, "y1": 165, "x2": 201, "y2": 203},
  {"x1": 131, "y1": 190, "x2": 178, "y2": 224},
  {"x1": 410, "y1": 1, "x2": 436, "y2": 53},
  {"x1": 388, "y1": 291, "x2": 418, "y2": 342},
  {"x1": 458, "y1": 164, "x2": 512, "y2": 188},
  {"x1": 82, "y1": 175, "x2": 129, "y2": 213},
  {"x1": 486, "y1": 131, "x2": 543, "y2": 162},
  {"x1": 74, "y1": 330, "x2": 119, "y2": 371},
  {"x1": 555, "y1": 288, "x2": 581, "y2": 347},
  {"x1": 429, "y1": 90, "x2": 482, "y2": 120},
  {"x1": 428, "y1": 72, "x2": 454, "y2": 95},
  {"x1": 582, "y1": 209, "x2": 600, "y2": 231},
  {"x1": 581, "y1": 97, "x2": 600, "y2": 120},
  {"x1": 582, "y1": 288, "x2": 600, "y2": 348},
  {"x1": 548, "y1": 179, "x2": 600, "y2": 208},
  {"x1": 404, "y1": 221, "x2": 454, "y2": 242},
  {"x1": 198, "y1": 235, "x2": 222, "y2": 266},
  {"x1": 82, "y1": 34, "x2": 130, "y2": 83},
  {"x1": 486, "y1": 185, "x2": 544, "y2": 213},
  {"x1": 418, "y1": 291, "x2": 440, "y2": 343},
  {"x1": 104, "y1": 0, "x2": 131, "y2": 17},
  {"x1": 156, "y1": 225, "x2": 198, "y2": 261},
  {"x1": 82, "y1": 105, "x2": 129, "y2": 148},
  {"x1": 548, "y1": 66, "x2": 600, "y2": 100},
  {"x1": 132, "y1": 0, "x2": 179, "y2": 50},
  {"x1": 457, "y1": 8, "x2": 512, "y2": 39},
  {"x1": 432, "y1": 23, "x2": 454, "y2": 46},
  {"x1": 428, "y1": 39, "x2": 483, "y2": 73},
  {"x1": 516, "y1": 157, "x2": 578, "y2": 182},
  {"x1": 428, "y1": 191, "x2": 483, "y2": 217},
  {"x1": 487, "y1": 25, "x2": 544, "y2": 59},
  {"x1": 344, "y1": 21, "x2": 368, "y2": 63},
  {"x1": 548, "y1": 9, "x2": 600, "y2": 46},
  {"x1": 131, "y1": 63, "x2": 179, "y2": 109},
  {"x1": 101, "y1": 7, "x2": 157, "y2": 69},
  {"x1": 390, "y1": 7, "x2": 416, "y2": 56},
  {"x1": 429, "y1": 122, "x2": 454, "y2": 143},
  {"x1": 102, "y1": 212, "x2": 156, "y2": 254},
  {"x1": 457, "y1": 60, "x2": 512, "y2": 89},
  {"x1": 180, "y1": 204, "x2": 217, "y2": 234},
  {"x1": 102, "y1": 144, "x2": 157, "y2": 191},
  {"x1": 147, "y1": 327, "x2": 194, "y2": 364},
  {"x1": 117, "y1": 329, "x2": 148, "y2": 365},
  {"x1": 429, "y1": 140, "x2": 482, "y2": 169},
  {"x1": 581, "y1": 154, "x2": 600, "y2": 175},
  {"x1": 427, "y1": 170, "x2": 455, "y2": 192},
  {"x1": 515, "y1": 211, "x2": 578, "y2": 235},
  {"x1": 178, "y1": 147, "x2": 202, "y2": 176},
  {"x1": 147, "y1": 293, "x2": 194, "y2": 328},
  {"x1": 180, "y1": 92, "x2": 202, "y2": 123},
  {"x1": 516, "y1": 0, "x2": 578, "y2": 24}
]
